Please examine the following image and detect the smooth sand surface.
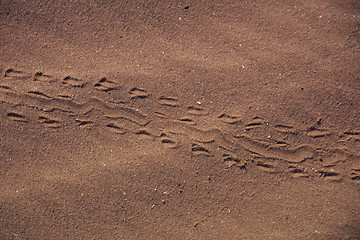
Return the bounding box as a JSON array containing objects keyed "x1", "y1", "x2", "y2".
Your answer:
[{"x1": 0, "y1": 1, "x2": 360, "y2": 239}]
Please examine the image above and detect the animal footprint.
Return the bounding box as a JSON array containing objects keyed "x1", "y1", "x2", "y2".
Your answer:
[
  {"x1": 223, "y1": 154, "x2": 246, "y2": 169},
  {"x1": 75, "y1": 119, "x2": 94, "y2": 127},
  {"x1": 128, "y1": 87, "x2": 150, "y2": 99},
  {"x1": 94, "y1": 78, "x2": 119, "y2": 91},
  {"x1": 4, "y1": 69, "x2": 31, "y2": 80},
  {"x1": 338, "y1": 130, "x2": 360, "y2": 142},
  {"x1": 33, "y1": 72, "x2": 55, "y2": 82},
  {"x1": 135, "y1": 128, "x2": 155, "y2": 138},
  {"x1": 7, "y1": 112, "x2": 28, "y2": 122},
  {"x1": 273, "y1": 139, "x2": 288, "y2": 147},
  {"x1": 245, "y1": 117, "x2": 264, "y2": 130},
  {"x1": 288, "y1": 166, "x2": 309, "y2": 178},
  {"x1": 256, "y1": 161, "x2": 278, "y2": 173},
  {"x1": 350, "y1": 169, "x2": 360, "y2": 181},
  {"x1": 218, "y1": 113, "x2": 242, "y2": 125},
  {"x1": 306, "y1": 129, "x2": 332, "y2": 138},
  {"x1": 106, "y1": 122, "x2": 127, "y2": 135},
  {"x1": 38, "y1": 116, "x2": 62, "y2": 128},
  {"x1": 318, "y1": 169, "x2": 342, "y2": 181},
  {"x1": 274, "y1": 124, "x2": 297, "y2": 134},
  {"x1": 0, "y1": 85, "x2": 13, "y2": 92},
  {"x1": 160, "y1": 133, "x2": 178, "y2": 148},
  {"x1": 154, "y1": 111, "x2": 168, "y2": 119},
  {"x1": 57, "y1": 94, "x2": 74, "y2": 100},
  {"x1": 191, "y1": 143, "x2": 211, "y2": 156},
  {"x1": 159, "y1": 96, "x2": 180, "y2": 107},
  {"x1": 28, "y1": 90, "x2": 52, "y2": 99},
  {"x1": 187, "y1": 105, "x2": 207, "y2": 115},
  {"x1": 62, "y1": 76, "x2": 86, "y2": 88},
  {"x1": 177, "y1": 117, "x2": 196, "y2": 125}
]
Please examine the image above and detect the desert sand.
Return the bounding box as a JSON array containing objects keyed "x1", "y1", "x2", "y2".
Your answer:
[{"x1": 0, "y1": 0, "x2": 360, "y2": 239}]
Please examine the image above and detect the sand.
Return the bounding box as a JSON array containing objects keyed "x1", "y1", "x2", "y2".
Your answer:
[{"x1": 0, "y1": 0, "x2": 359, "y2": 239}]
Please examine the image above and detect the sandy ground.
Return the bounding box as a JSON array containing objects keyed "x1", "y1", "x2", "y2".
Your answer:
[{"x1": 0, "y1": 0, "x2": 360, "y2": 239}]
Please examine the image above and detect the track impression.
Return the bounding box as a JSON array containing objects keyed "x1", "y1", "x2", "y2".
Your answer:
[{"x1": 1, "y1": 67, "x2": 359, "y2": 182}]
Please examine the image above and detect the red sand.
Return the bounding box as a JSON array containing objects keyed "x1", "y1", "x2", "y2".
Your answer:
[{"x1": 0, "y1": 1, "x2": 360, "y2": 239}]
